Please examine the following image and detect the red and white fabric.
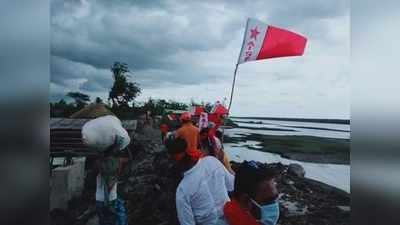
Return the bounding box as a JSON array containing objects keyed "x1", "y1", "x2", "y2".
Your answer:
[
  {"x1": 198, "y1": 112, "x2": 209, "y2": 130},
  {"x1": 238, "y1": 18, "x2": 307, "y2": 64}
]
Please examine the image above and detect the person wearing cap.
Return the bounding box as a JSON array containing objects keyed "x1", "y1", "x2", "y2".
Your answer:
[
  {"x1": 222, "y1": 161, "x2": 280, "y2": 225},
  {"x1": 165, "y1": 137, "x2": 235, "y2": 225},
  {"x1": 176, "y1": 112, "x2": 202, "y2": 156}
]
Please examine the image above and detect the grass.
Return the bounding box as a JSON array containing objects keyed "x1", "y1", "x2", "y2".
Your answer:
[{"x1": 224, "y1": 132, "x2": 350, "y2": 164}]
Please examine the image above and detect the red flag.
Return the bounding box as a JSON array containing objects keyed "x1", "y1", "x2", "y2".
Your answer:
[
  {"x1": 208, "y1": 113, "x2": 222, "y2": 128},
  {"x1": 211, "y1": 102, "x2": 228, "y2": 115},
  {"x1": 190, "y1": 106, "x2": 205, "y2": 116},
  {"x1": 198, "y1": 112, "x2": 208, "y2": 129},
  {"x1": 238, "y1": 18, "x2": 307, "y2": 64}
]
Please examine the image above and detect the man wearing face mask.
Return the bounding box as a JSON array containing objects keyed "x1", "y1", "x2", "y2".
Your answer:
[{"x1": 222, "y1": 161, "x2": 280, "y2": 225}]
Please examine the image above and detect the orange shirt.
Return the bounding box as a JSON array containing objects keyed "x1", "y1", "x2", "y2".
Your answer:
[
  {"x1": 224, "y1": 199, "x2": 260, "y2": 225},
  {"x1": 176, "y1": 122, "x2": 200, "y2": 154}
]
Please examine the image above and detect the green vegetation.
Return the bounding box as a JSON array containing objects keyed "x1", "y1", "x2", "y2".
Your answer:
[
  {"x1": 236, "y1": 126, "x2": 296, "y2": 131},
  {"x1": 109, "y1": 62, "x2": 141, "y2": 107},
  {"x1": 223, "y1": 117, "x2": 239, "y2": 127},
  {"x1": 143, "y1": 98, "x2": 189, "y2": 117},
  {"x1": 67, "y1": 92, "x2": 91, "y2": 109},
  {"x1": 224, "y1": 133, "x2": 350, "y2": 164},
  {"x1": 232, "y1": 116, "x2": 350, "y2": 124},
  {"x1": 50, "y1": 61, "x2": 223, "y2": 119}
]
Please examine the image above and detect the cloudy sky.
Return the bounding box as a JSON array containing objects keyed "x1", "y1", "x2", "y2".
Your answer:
[{"x1": 51, "y1": 0, "x2": 349, "y2": 118}]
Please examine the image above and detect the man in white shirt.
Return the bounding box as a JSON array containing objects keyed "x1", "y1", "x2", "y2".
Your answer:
[{"x1": 166, "y1": 137, "x2": 235, "y2": 225}]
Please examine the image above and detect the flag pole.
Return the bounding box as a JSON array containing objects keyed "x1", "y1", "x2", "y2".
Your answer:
[
  {"x1": 222, "y1": 18, "x2": 248, "y2": 144},
  {"x1": 221, "y1": 62, "x2": 239, "y2": 144},
  {"x1": 227, "y1": 18, "x2": 249, "y2": 114},
  {"x1": 221, "y1": 63, "x2": 238, "y2": 146},
  {"x1": 227, "y1": 63, "x2": 239, "y2": 114}
]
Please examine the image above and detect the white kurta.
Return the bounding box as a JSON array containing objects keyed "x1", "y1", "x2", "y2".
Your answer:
[
  {"x1": 176, "y1": 156, "x2": 235, "y2": 225},
  {"x1": 95, "y1": 174, "x2": 117, "y2": 202}
]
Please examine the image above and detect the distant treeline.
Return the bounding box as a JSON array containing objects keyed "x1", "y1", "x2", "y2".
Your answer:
[
  {"x1": 231, "y1": 116, "x2": 350, "y2": 125},
  {"x1": 50, "y1": 97, "x2": 190, "y2": 119},
  {"x1": 50, "y1": 96, "x2": 216, "y2": 120},
  {"x1": 50, "y1": 61, "x2": 212, "y2": 119}
]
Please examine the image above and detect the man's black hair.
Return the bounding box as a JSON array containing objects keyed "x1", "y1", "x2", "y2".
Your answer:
[
  {"x1": 215, "y1": 129, "x2": 223, "y2": 140},
  {"x1": 200, "y1": 127, "x2": 209, "y2": 135},
  {"x1": 234, "y1": 161, "x2": 277, "y2": 198},
  {"x1": 165, "y1": 137, "x2": 187, "y2": 155}
]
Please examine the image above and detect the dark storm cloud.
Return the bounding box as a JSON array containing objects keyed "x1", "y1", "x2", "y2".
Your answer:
[
  {"x1": 267, "y1": 0, "x2": 348, "y2": 21},
  {"x1": 224, "y1": 0, "x2": 348, "y2": 42},
  {"x1": 51, "y1": 0, "x2": 348, "y2": 103},
  {"x1": 228, "y1": 0, "x2": 348, "y2": 23},
  {"x1": 50, "y1": 0, "x2": 244, "y2": 99},
  {"x1": 51, "y1": 0, "x2": 238, "y2": 68},
  {"x1": 81, "y1": 80, "x2": 108, "y2": 92},
  {"x1": 51, "y1": 55, "x2": 113, "y2": 93}
]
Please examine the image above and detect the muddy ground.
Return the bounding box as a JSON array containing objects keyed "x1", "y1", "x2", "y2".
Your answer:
[{"x1": 50, "y1": 125, "x2": 350, "y2": 225}]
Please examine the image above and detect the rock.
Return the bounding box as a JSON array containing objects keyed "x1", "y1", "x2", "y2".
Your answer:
[
  {"x1": 86, "y1": 216, "x2": 98, "y2": 225},
  {"x1": 337, "y1": 205, "x2": 351, "y2": 212},
  {"x1": 128, "y1": 176, "x2": 137, "y2": 184},
  {"x1": 283, "y1": 179, "x2": 295, "y2": 185},
  {"x1": 51, "y1": 125, "x2": 350, "y2": 225},
  {"x1": 77, "y1": 205, "x2": 96, "y2": 221},
  {"x1": 280, "y1": 200, "x2": 309, "y2": 217},
  {"x1": 123, "y1": 184, "x2": 134, "y2": 194},
  {"x1": 130, "y1": 158, "x2": 155, "y2": 175},
  {"x1": 288, "y1": 184, "x2": 297, "y2": 192},
  {"x1": 288, "y1": 163, "x2": 305, "y2": 178}
]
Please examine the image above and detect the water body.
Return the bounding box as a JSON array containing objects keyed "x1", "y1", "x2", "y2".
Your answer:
[
  {"x1": 224, "y1": 118, "x2": 350, "y2": 192},
  {"x1": 232, "y1": 118, "x2": 350, "y2": 139},
  {"x1": 224, "y1": 142, "x2": 350, "y2": 192}
]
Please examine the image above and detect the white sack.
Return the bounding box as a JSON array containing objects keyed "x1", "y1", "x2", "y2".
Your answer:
[{"x1": 82, "y1": 115, "x2": 130, "y2": 151}]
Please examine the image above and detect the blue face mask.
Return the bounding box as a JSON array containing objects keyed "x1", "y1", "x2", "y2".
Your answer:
[{"x1": 251, "y1": 199, "x2": 280, "y2": 225}]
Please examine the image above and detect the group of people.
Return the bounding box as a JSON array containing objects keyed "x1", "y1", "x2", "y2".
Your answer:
[
  {"x1": 164, "y1": 112, "x2": 281, "y2": 225},
  {"x1": 92, "y1": 111, "x2": 280, "y2": 225}
]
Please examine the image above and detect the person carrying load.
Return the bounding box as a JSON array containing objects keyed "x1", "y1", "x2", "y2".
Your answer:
[
  {"x1": 95, "y1": 142, "x2": 129, "y2": 225},
  {"x1": 82, "y1": 115, "x2": 130, "y2": 225}
]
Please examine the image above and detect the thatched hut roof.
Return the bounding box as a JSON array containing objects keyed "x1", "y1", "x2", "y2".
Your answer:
[{"x1": 70, "y1": 103, "x2": 114, "y2": 119}]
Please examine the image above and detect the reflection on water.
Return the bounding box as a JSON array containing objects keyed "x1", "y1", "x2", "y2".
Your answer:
[
  {"x1": 231, "y1": 119, "x2": 350, "y2": 139},
  {"x1": 224, "y1": 142, "x2": 350, "y2": 192},
  {"x1": 224, "y1": 119, "x2": 350, "y2": 192}
]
